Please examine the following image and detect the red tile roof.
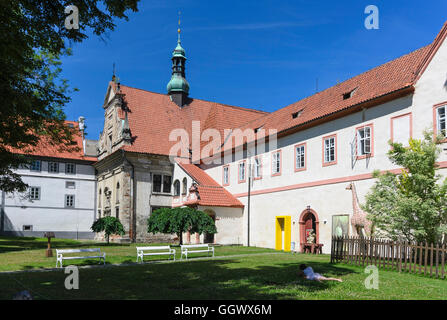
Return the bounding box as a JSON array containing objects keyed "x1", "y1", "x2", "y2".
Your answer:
[
  {"x1": 221, "y1": 43, "x2": 434, "y2": 153},
  {"x1": 178, "y1": 161, "x2": 244, "y2": 208},
  {"x1": 113, "y1": 85, "x2": 267, "y2": 156},
  {"x1": 9, "y1": 121, "x2": 96, "y2": 162}
]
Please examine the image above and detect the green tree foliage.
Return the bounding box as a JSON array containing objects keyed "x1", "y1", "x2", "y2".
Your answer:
[
  {"x1": 91, "y1": 216, "x2": 125, "y2": 244},
  {"x1": 0, "y1": 0, "x2": 139, "y2": 192},
  {"x1": 364, "y1": 132, "x2": 447, "y2": 244},
  {"x1": 147, "y1": 207, "x2": 217, "y2": 245}
]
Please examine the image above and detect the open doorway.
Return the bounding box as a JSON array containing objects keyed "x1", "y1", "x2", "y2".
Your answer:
[{"x1": 299, "y1": 208, "x2": 320, "y2": 251}]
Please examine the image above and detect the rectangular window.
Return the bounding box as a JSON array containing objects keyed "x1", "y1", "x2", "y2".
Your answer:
[
  {"x1": 65, "y1": 195, "x2": 75, "y2": 208},
  {"x1": 29, "y1": 187, "x2": 40, "y2": 200},
  {"x1": 153, "y1": 174, "x2": 172, "y2": 194},
  {"x1": 238, "y1": 161, "x2": 246, "y2": 183},
  {"x1": 295, "y1": 144, "x2": 306, "y2": 171},
  {"x1": 357, "y1": 126, "x2": 372, "y2": 157},
  {"x1": 153, "y1": 174, "x2": 162, "y2": 193},
  {"x1": 162, "y1": 175, "x2": 172, "y2": 194},
  {"x1": 30, "y1": 160, "x2": 41, "y2": 172},
  {"x1": 254, "y1": 157, "x2": 261, "y2": 179},
  {"x1": 22, "y1": 225, "x2": 33, "y2": 231},
  {"x1": 48, "y1": 162, "x2": 59, "y2": 173},
  {"x1": 115, "y1": 206, "x2": 120, "y2": 219},
  {"x1": 65, "y1": 163, "x2": 76, "y2": 174},
  {"x1": 223, "y1": 166, "x2": 229, "y2": 185},
  {"x1": 323, "y1": 135, "x2": 337, "y2": 165},
  {"x1": 272, "y1": 151, "x2": 281, "y2": 176},
  {"x1": 437, "y1": 105, "x2": 446, "y2": 138},
  {"x1": 65, "y1": 181, "x2": 76, "y2": 189}
]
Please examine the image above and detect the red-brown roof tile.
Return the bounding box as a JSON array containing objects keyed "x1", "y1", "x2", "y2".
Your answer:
[
  {"x1": 112, "y1": 85, "x2": 267, "y2": 156},
  {"x1": 9, "y1": 121, "x2": 96, "y2": 162},
  {"x1": 178, "y1": 161, "x2": 244, "y2": 208},
  {"x1": 220, "y1": 43, "x2": 433, "y2": 153}
]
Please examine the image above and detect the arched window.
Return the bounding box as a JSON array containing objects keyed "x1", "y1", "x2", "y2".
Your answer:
[
  {"x1": 116, "y1": 182, "x2": 120, "y2": 204},
  {"x1": 98, "y1": 189, "x2": 102, "y2": 208},
  {"x1": 182, "y1": 178, "x2": 187, "y2": 195},
  {"x1": 173, "y1": 180, "x2": 180, "y2": 196}
]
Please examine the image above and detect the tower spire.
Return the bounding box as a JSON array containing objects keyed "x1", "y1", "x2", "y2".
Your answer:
[{"x1": 167, "y1": 11, "x2": 190, "y2": 107}]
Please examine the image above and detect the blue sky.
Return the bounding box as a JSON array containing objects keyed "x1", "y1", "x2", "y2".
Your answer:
[{"x1": 61, "y1": 0, "x2": 447, "y2": 139}]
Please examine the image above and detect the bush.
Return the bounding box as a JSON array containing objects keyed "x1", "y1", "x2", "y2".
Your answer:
[
  {"x1": 91, "y1": 216, "x2": 125, "y2": 244},
  {"x1": 147, "y1": 207, "x2": 217, "y2": 245}
]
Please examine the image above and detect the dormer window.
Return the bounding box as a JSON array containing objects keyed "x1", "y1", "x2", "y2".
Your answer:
[
  {"x1": 292, "y1": 110, "x2": 303, "y2": 119},
  {"x1": 254, "y1": 126, "x2": 263, "y2": 133},
  {"x1": 343, "y1": 88, "x2": 357, "y2": 100}
]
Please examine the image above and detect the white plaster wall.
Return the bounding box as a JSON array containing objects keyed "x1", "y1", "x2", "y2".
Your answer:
[
  {"x1": 198, "y1": 206, "x2": 244, "y2": 245},
  {"x1": 200, "y1": 36, "x2": 447, "y2": 252},
  {"x1": 3, "y1": 161, "x2": 96, "y2": 234}
]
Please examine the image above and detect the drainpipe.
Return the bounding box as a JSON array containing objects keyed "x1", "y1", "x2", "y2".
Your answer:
[
  {"x1": 247, "y1": 157, "x2": 252, "y2": 247},
  {"x1": 122, "y1": 150, "x2": 136, "y2": 243},
  {"x1": 0, "y1": 190, "x2": 5, "y2": 234},
  {"x1": 247, "y1": 173, "x2": 251, "y2": 247}
]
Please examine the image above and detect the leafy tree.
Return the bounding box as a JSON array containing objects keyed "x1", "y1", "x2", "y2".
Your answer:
[
  {"x1": 0, "y1": 0, "x2": 139, "y2": 192},
  {"x1": 91, "y1": 216, "x2": 125, "y2": 244},
  {"x1": 363, "y1": 132, "x2": 447, "y2": 244},
  {"x1": 147, "y1": 207, "x2": 217, "y2": 245}
]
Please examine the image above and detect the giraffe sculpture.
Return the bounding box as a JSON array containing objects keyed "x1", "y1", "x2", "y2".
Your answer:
[{"x1": 345, "y1": 182, "x2": 373, "y2": 237}]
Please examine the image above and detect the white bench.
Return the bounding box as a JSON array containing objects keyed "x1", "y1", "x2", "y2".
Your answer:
[
  {"x1": 181, "y1": 244, "x2": 215, "y2": 260},
  {"x1": 136, "y1": 246, "x2": 176, "y2": 262},
  {"x1": 56, "y1": 248, "x2": 106, "y2": 268}
]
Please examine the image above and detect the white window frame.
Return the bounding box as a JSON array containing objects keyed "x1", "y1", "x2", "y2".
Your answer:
[
  {"x1": 48, "y1": 162, "x2": 59, "y2": 173},
  {"x1": 272, "y1": 151, "x2": 281, "y2": 175},
  {"x1": 29, "y1": 187, "x2": 40, "y2": 200},
  {"x1": 254, "y1": 157, "x2": 261, "y2": 179},
  {"x1": 223, "y1": 166, "x2": 229, "y2": 185},
  {"x1": 65, "y1": 194, "x2": 75, "y2": 208},
  {"x1": 324, "y1": 137, "x2": 336, "y2": 164},
  {"x1": 65, "y1": 163, "x2": 76, "y2": 175},
  {"x1": 152, "y1": 174, "x2": 172, "y2": 194},
  {"x1": 357, "y1": 126, "x2": 372, "y2": 156},
  {"x1": 437, "y1": 105, "x2": 446, "y2": 137},
  {"x1": 295, "y1": 145, "x2": 305, "y2": 170},
  {"x1": 238, "y1": 161, "x2": 246, "y2": 182}
]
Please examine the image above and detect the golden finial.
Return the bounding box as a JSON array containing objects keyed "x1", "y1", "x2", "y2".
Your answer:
[{"x1": 177, "y1": 11, "x2": 182, "y2": 42}]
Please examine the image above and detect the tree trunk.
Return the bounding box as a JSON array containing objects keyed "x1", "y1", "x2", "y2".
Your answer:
[
  {"x1": 106, "y1": 234, "x2": 110, "y2": 244},
  {"x1": 179, "y1": 232, "x2": 183, "y2": 245}
]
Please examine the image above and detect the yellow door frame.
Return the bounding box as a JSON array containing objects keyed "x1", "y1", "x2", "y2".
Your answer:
[{"x1": 275, "y1": 216, "x2": 291, "y2": 252}]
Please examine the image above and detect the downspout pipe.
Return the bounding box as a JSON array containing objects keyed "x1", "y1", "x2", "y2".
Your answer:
[
  {"x1": 122, "y1": 150, "x2": 136, "y2": 243},
  {"x1": 0, "y1": 190, "x2": 5, "y2": 234}
]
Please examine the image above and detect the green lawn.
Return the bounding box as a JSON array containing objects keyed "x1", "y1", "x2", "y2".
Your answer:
[
  {"x1": 1, "y1": 236, "x2": 447, "y2": 300},
  {"x1": 0, "y1": 236, "x2": 274, "y2": 271}
]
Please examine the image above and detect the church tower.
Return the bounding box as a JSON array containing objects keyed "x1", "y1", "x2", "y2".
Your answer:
[{"x1": 167, "y1": 18, "x2": 190, "y2": 107}]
